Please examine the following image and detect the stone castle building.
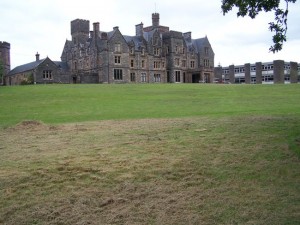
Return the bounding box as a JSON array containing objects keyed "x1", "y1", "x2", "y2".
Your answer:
[
  {"x1": 5, "y1": 13, "x2": 215, "y2": 85},
  {"x1": 61, "y1": 13, "x2": 215, "y2": 84}
]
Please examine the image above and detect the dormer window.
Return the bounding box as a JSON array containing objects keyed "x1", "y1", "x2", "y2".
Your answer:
[
  {"x1": 154, "y1": 37, "x2": 159, "y2": 45},
  {"x1": 205, "y1": 47, "x2": 209, "y2": 55},
  {"x1": 154, "y1": 48, "x2": 160, "y2": 56},
  {"x1": 115, "y1": 43, "x2": 121, "y2": 52}
]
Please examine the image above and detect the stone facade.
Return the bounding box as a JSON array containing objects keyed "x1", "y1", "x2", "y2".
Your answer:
[
  {"x1": 0, "y1": 41, "x2": 11, "y2": 85},
  {"x1": 61, "y1": 13, "x2": 215, "y2": 84},
  {"x1": 6, "y1": 53, "x2": 70, "y2": 85}
]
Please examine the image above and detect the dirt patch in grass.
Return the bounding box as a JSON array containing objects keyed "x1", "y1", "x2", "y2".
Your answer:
[
  {"x1": 1, "y1": 116, "x2": 300, "y2": 224},
  {"x1": 13, "y1": 120, "x2": 48, "y2": 131}
]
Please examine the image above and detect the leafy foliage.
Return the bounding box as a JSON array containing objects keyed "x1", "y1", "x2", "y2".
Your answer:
[
  {"x1": 221, "y1": 0, "x2": 297, "y2": 52},
  {"x1": 20, "y1": 73, "x2": 34, "y2": 85}
]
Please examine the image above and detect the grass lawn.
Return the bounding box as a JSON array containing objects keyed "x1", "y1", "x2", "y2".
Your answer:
[
  {"x1": 0, "y1": 84, "x2": 300, "y2": 127},
  {"x1": 0, "y1": 84, "x2": 300, "y2": 224}
]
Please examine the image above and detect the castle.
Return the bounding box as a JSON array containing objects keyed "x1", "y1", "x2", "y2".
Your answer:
[{"x1": 3, "y1": 13, "x2": 215, "y2": 85}]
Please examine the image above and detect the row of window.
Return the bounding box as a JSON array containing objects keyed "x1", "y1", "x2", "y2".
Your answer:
[
  {"x1": 114, "y1": 70, "x2": 183, "y2": 83},
  {"x1": 117, "y1": 70, "x2": 161, "y2": 83},
  {"x1": 74, "y1": 55, "x2": 209, "y2": 70},
  {"x1": 116, "y1": 44, "x2": 209, "y2": 56},
  {"x1": 223, "y1": 64, "x2": 295, "y2": 74}
]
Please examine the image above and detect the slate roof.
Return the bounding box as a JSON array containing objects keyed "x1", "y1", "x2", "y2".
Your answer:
[
  {"x1": 192, "y1": 38, "x2": 206, "y2": 53},
  {"x1": 123, "y1": 35, "x2": 145, "y2": 50},
  {"x1": 8, "y1": 58, "x2": 69, "y2": 76},
  {"x1": 8, "y1": 59, "x2": 46, "y2": 76},
  {"x1": 143, "y1": 30, "x2": 156, "y2": 42},
  {"x1": 54, "y1": 61, "x2": 69, "y2": 71}
]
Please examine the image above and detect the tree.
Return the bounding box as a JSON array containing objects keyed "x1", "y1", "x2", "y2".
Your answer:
[{"x1": 221, "y1": 0, "x2": 297, "y2": 53}]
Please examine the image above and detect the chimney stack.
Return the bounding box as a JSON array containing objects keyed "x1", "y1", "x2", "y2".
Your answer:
[
  {"x1": 135, "y1": 22, "x2": 144, "y2": 36},
  {"x1": 93, "y1": 22, "x2": 100, "y2": 39},
  {"x1": 35, "y1": 52, "x2": 40, "y2": 61}
]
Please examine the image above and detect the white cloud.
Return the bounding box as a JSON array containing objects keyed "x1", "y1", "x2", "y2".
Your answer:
[{"x1": 1, "y1": 0, "x2": 299, "y2": 69}]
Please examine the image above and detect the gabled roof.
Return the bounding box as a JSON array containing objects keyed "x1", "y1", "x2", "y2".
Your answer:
[
  {"x1": 8, "y1": 58, "x2": 46, "y2": 76},
  {"x1": 54, "y1": 61, "x2": 69, "y2": 71},
  {"x1": 192, "y1": 38, "x2": 206, "y2": 53},
  {"x1": 123, "y1": 35, "x2": 146, "y2": 50},
  {"x1": 188, "y1": 36, "x2": 214, "y2": 55}
]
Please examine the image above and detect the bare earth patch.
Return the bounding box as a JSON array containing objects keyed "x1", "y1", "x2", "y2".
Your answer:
[{"x1": 0, "y1": 116, "x2": 300, "y2": 224}]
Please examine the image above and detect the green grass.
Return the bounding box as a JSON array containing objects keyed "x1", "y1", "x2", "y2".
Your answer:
[
  {"x1": 0, "y1": 84, "x2": 300, "y2": 224},
  {"x1": 0, "y1": 84, "x2": 300, "y2": 127}
]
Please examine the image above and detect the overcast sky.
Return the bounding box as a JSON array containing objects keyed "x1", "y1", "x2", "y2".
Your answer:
[{"x1": 1, "y1": 0, "x2": 300, "y2": 69}]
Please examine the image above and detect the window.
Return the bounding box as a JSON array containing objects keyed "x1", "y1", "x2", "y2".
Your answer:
[
  {"x1": 205, "y1": 47, "x2": 209, "y2": 55},
  {"x1": 130, "y1": 59, "x2": 134, "y2": 68},
  {"x1": 43, "y1": 70, "x2": 52, "y2": 80},
  {"x1": 162, "y1": 62, "x2": 165, "y2": 68},
  {"x1": 183, "y1": 48, "x2": 185, "y2": 54},
  {"x1": 130, "y1": 73, "x2": 135, "y2": 82},
  {"x1": 190, "y1": 61, "x2": 195, "y2": 68},
  {"x1": 74, "y1": 62, "x2": 77, "y2": 70},
  {"x1": 182, "y1": 60, "x2": 186, "y2": 68},
  {"x1": 175, "y1": 45, "x2": 179, "y2": 53},
  {"x1": 114, "y1": 69, "x2": 123, "y2": 80},
  {"x1": 141, "y1": 60, "x2": 145, "y2": 68},
  {"x1": 154, "y1": 74, "x2": 161, "y2": 82},
  {"x1": 141, "y1": 48, "x2": 145, "y2": 55},
  {"x1": 115, "y1": 56, "x2": 121, "y2": 64},
  {"x1": 154, "y1": 61, "x2": 161, "y2": 69},
  {"x1": 154, "y1": 48, "x2": 160, "y2": 56},
  {"x1": 175, "y1": 58, "x2": 180, "y2": 66},
  {"x1": 141, "y1": 73, "x2": 147, "y2": 82},
  {"x1": 204, "y1": 59, "x2": 210, "y2": 67},
  {"x1": 130, "y1": 47, "x2": 134, "y2": 54},
  {"x1": 166, "y1": 46, "x2": 170, "y2": 54},
  {"x1": 114, "y1": 43, "x2": 121, "y2": 52},
  {"x1": 175, "y1": 71, "x2": 181, "y2": 82}
]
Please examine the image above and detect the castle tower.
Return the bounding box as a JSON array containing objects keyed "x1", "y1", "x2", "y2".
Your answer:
[
  {"x1": 71, "y1": 19, "x2": 90, "y2": 44},
  {"x1": 0, "y1": 41, "x2": 11, "y2": 85},
  {"x1": 152, "y1": 13, "x2": 160, "y2": 27}
]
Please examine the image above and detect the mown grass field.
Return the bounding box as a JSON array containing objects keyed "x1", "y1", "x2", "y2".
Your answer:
[
  {"x1": 0, "y1": 84, "x2": 300, "y2": 127},
  {"x1": 0, "y1": 84, "x2": 300, "y2": 224}
]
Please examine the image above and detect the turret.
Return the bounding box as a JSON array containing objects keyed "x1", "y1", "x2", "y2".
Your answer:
[
  {"x1": 0, "y1": 41, "x2": 11, "y2": 84},
  {"x1": 152, "y1": 13, "x2": 160, "y2": 27},
  {"x1": 71, "y1": 19, "x2": 90, "y2": 44}
]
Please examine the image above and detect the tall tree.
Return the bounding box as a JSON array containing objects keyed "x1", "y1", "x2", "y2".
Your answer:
[{"x1": 221, "y1": 0, "x2": 297, "y2": 53}]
